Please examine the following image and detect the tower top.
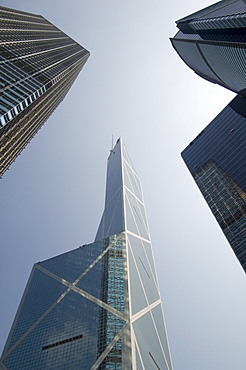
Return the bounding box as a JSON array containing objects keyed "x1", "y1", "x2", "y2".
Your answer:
[{"x1": 95, "y1": 138, "x2": 149, "y2": 242}]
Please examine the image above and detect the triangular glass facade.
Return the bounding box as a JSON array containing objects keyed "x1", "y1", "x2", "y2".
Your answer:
[
  {"x1": 1, "y1": 235, "x2": 128, "y2": 369},
  {"x1": 95, "y1": 138, "x2": 173, "y2": 369},
  {"x1": 1, "y1": 138, "x2": 172, "y2": 369}
]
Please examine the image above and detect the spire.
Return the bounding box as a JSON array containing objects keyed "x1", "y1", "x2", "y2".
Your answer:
[
  {"x1": 95, "y1": 137, "x2": 150, "y2": 242},
  {"x1": 95, "y1": 138, "x2": 173, "y2": 370}
]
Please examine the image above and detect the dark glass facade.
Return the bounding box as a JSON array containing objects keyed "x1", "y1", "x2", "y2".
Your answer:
[
  {"x1": 182, "y1": 95, "x2": 246, "y2": 272},
  {"x1": 1, "y1": 236, "x2": 126, "y2": 369},
  {"x1": 1, "y1": 138, "x2": 173, "y2": 369},
  {"x1": 170, "y1": 0, "x2": 246, "y2": 97},
  {"x1": 0, "y1": 6, "x2": 90, "y2": 177}
]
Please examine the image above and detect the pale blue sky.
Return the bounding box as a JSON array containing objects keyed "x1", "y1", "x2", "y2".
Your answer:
[{"x1": 1, "y1": 1, "x2": 246, "y2": 369}]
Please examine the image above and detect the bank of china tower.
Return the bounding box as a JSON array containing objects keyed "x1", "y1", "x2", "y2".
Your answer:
[{"x1": 0, "y1": 138, "x2": 173, "y2": 370}]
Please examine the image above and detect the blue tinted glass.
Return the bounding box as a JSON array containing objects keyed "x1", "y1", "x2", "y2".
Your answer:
[
  {"x1": 99, "y1": 338, "x2": 123, "y2": 369},
  {"x1": 76, "y1": 257, "x2": 103, "y2": 298},
  {"x1": 8, "y1": 268, "x2": 67, "y2": 349},
  {"x1": 103, "y1": 191, "x2": 124, "y2": 238},
  {"x1": 4, "y1": 235, "x2": 127, "y2": 369},
  {"x1": 182, "y1": 96, "x2": 246, "y2": 271},
  {"x1": 39, "y1": 240, "x2": 105, "y2": 283},
  {"x1": 171, "y1": 38, "x2": 219, "y2": 83},
  {"x1": 106, "y1": 158, "x2": 123, "y2": 206},
  {"x1": 106, "y1": 237, "x2": 124, "y2": 313},
  {"x1": 4, "y1": 291, "x2": 101, "y2": 369},
  {"x1": 182, "y1": 101, "x2": 246, "y2": 191},
  {"x1": 200, "y1": 43, "x2": 246, "y2": 92},
  {"x1": 77, "y1": 236, "x2": 124, "y2": 313}
]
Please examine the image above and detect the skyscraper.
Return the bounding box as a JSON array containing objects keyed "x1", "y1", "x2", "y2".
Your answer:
[
  {"x1": 170, "y1": 0, "x2": 246, "y2": 97},
  {"x1": 0, "y1": 6, "x2": 90, "y2": 177},
  {"x1": 182, "y1": 95, "x2": 246, "y2": 272},
  {"x1": 171, "y1": 0, "x2": 246, "y2": 272},
  {"x1": 0, "y1": 138, "x2": 173, "y2": 369}
]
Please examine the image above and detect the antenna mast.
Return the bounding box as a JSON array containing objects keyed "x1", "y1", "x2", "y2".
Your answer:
[{"x1": 111, "y1": 135, "x2": 114, "y2": 150}]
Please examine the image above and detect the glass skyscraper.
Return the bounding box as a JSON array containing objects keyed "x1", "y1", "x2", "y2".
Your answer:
[
  {"x1": 171, "y1": 0, "x2": 246, "y2": 273},
  {"x1": 170, "y1": 0, "x2": 246, "y2": 97},
  {"x1": 0, "y1": 138, "x2": 173, "y2": 369},
  {"x1": 182, "y1": 95, "x2": 246, "y2": 272},
  {"x1": 0, "y1": 6, "x2": 90, "y2": 177}
]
